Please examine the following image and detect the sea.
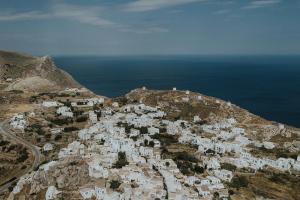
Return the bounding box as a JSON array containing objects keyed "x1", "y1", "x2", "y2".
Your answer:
[{"x1": 54, "y1": 55, "x2": 300, "y2": 128}]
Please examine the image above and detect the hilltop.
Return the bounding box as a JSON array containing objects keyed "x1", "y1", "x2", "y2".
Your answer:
[
  {"x1": 0, "y1": 50, "x2": 81, "y2": 92},
  {"x1": 0, "y1": 51, "x2": 299, "y2": 200}
]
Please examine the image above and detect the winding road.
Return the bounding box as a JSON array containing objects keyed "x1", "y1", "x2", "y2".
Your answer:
[{"x1": 0, "y1": 122, "x2": 41, "y2": 194}]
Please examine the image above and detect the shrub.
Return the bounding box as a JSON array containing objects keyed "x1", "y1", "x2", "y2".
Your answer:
[
  {"x1": 36, "y1": 128, "x2": 45, "y2": 135},
  {"x1": 17, "y1": 151, "x2": 29, "y2": 162},
  {"x1": 64, "y1": 127, "x2": 79, "y2": 132},
  {"x1": 51, "y1": 118, "x2": 72, "y2": 126},
  {"x1": 73, "y1": 110, "x2": 84, "y2": 117},
  {"x1": 139, "y1": 127, "x2": 148, "y2": 134},
  {"x1": 76, "y1": 116, "x2": 88, "y2": 122},
  {"x1": 0, "y1": 140, "x2": 9, "y2": 146},
  {"x1": 151, "y1": 133, "x2": 178, "y2": 145},
  {"x1": 54, "y1": 135, "x2": 62, "y2": 141},
  {"x1": 221, "y1": 163, "x2": 237, "y2": 172},
  {"x1": 194, "y1": 165, "x2": 204, "y2": 174},
  {"x1": 144, "y1": 139, "x2": 149, "y2": 146},
  {"x1": 149, "y1": 141, "x2": 155, "y2": 147},
  {"x1": 159, "y1": 127, "x2": 167, "y2": 133},
  {"x1": 113, "y1": 152, "x2": 129, "y2": 168},
  {"x1": 175, "y1": 160, "x2": 194, "y2": 175},
  {"x1": 175, "y1": 152, "x2": 198, "y2": 163},
  {"x1": 229, "y1": 176, "x2": 248, "y2": 188},
  {"x1": 110, "y1": 180, "x2": 121, "y2": 190}
]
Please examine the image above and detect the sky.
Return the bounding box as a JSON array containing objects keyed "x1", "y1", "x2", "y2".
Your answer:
[{"x1": 0, "y1": 0, "x2": 300, "y2": 56}]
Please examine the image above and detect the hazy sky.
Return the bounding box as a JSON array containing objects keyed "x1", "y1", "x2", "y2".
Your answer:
[{"x1": 0, "y1": 0, "x2": 300, "y2": 55}]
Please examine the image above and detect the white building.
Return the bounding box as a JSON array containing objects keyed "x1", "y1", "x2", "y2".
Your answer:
[
  {"x1": 89, "y1": 111, "x2": 98, "y2": 124},
  {"x1": 43, "y1": 143, "x2": 53, "y2": 151},
  {"x1": 80, "y1": 188, "x2": 95, "y2": 199},
  {"x1": 193, "y1": 116, "x2": 201, "y2": 123},
  {"x1": 214, "y1": 169, "x2": 233, "y2": 182},
  {"x1": 45, "y1": 186, "x2": 60, "y2": 200},
  {"x1": 58, "y1": 141, "x2": 85, "y2": 159},
  {"x1": 112, "y1": 102, "x2": 119, "y2": 108},
  {"x1": 263, "y1": 141, "x2": 275, "y2": 149},
  {"x1": 148, "y1": 127, "x2": 159, "y2": 135},
  {"x1": 88, "y1": 160, "x2": 109, "y2": 178},
  {"x1": 42, "y1": 101, "x2": 62, "y2": 108},
  {"x1": 56, "y1": 106, "x2": 73, "y2": 118},
  {"x1": 182, "y1": 97, "x2": 189, "y2": 102},
  {"x1": 10, "y1": 114, "x2": 27, "y2": 130},
  {"x1": 50, "y1": 128, "x2": 63, "y2": 134},
  {"x1": 206, "y1": 158, "x2": 220, "y2": 170}
]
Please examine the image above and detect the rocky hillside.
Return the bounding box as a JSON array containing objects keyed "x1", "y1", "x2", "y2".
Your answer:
[{"x1": 0, "y1": 50, "x2": 81, "y2": 92}]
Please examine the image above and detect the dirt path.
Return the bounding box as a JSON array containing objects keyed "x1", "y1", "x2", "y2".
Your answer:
[{"x1": 0, "y1": 122, "x2": 41, "y2": 194}]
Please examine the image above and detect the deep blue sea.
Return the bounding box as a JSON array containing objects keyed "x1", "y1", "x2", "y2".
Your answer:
[{"x1": 54, "y1": 55, "x2": 300, "y2": 128}]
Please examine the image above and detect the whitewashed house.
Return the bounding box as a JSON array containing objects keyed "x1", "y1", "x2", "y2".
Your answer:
[
  {"x1": 88, "y1": 160, "x2": 109, "y2": 178},
  {"x1": 80, "y1": 188, "x2": 95, "y2": 199},
  {"x1": 95, "y1": 186, "x2": 107, "y2": 200},
  {"x1": 42, "y1": 101, "x2": 62, "y2": 108},
  {"x1": 214, "y1": 169, "x2": 233, "y2": 182},
  {"x1": 148, "y1": 127, "x2": 160, "y2": 135},
  {"x1": 78, "y1": 129, "x2": 91, "y2": 140},
  {"x1": 10, "y1": 114, "x2": 27, "y2": 130},
  {"x1": 193, "y1": 116, "x2": 201, "y2": 123},
  {"x1": 58, "y1": 141, "x2": 85, "y2": 159},
  {"x1": 89, "y1": 111, "x2": 98, "y2": 124},
  {"x1": 182, "y1": 97, "x2": 189, "y2": 102},
  {"x1": 263, "y1": 141, "x2": 275, "y2": 149},
  {"x1": 196, "y1": 185, "x2": 210, "y2": 197},
  {"x1": 43, "y1": 143, "x2": 53, "y2": 151},
  {"x1": 207, "y1": 176, "x2": 221, "y2": 185},
  {"x1": 112, "y1": 102, "x2": 119, "y2": 108},
  {"x1": 39, "y1": 161, "x2": 57, "y2": 172},
  {"x1": 139, "y1": 146, "x2": 154, "y2": 158},
  {"x1": 278, "y1": 123, "x2": 285, "y2": 130},
  {"x1": 50, "y1": 128, "x2": 63, "y2": 134},
  {"x1": 56, "y1": 106, "x2": 73, "y2": 118},
  {"x1": 45, "y1": 186, "x2": 60, "y2": 200},
  {"x1": 206, "y1": 158, "x2": 221, "y2": 170}
]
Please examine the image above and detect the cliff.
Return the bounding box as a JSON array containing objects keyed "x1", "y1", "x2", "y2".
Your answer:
[{"x1": 0, "y1": 50, "x2": 81, "y2": 92}]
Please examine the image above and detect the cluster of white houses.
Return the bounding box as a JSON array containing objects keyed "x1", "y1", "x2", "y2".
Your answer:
[
  {"x1": 10, "y1": 94, "x2": 300, "y2": 200},
  {"x1": 10, "y1": 113, "x2": 27, "y2": 130}
]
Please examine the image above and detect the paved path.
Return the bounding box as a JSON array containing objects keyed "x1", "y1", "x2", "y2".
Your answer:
[{"x1": 0, "y1": 122, "x2": 41, "y2": 194}]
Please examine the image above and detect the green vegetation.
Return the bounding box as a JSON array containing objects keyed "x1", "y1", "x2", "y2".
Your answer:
[
  {"x1": 138, "y1": 127, "x2": 148, "y2": 134},
  {"x1": 117, "y1": 122, "x2": 134, "y2": 134},
  {"x1": 113, "y1": 152, "x2": 129, "y2": 168},
  {"x1": 51, "y1": 117, "x2": 73, "y2": 126},
  {"x1": 221, "y1": 163, "x2": 237, "y2": 172},
  {"x1": 149, "y1": 140, "x2": 155, "y2": 147},
  {"x1": 63, "y1": 126, "x2": 79, "y2": 132},
  {"x1": 151, "y1": 133, "x2": 178, "y2": 145},
  {"x1": 9, "y1": 90, "x2": 24, "y2": 94},
  {"x1": 54, "y1": 135, "x2": 62, "y2": 141},
  {"x1": 229, "y1": 176, "x2": 248, "y2": 189},
  {"x1": 0, "y1": 140, "x2": 9, "y2": 146},
  {"x1": 17, "y1": 149, "x2": 29, "y2": 162},
  {"x1": 110, "y1": 180, "x2": 121, "y2": 190},
  {"x1": 162, "y1": 150, "x2": 199, "y2": 175},
  {"x1": 75, "y1": 115, "x2": 88, "y2": 122},
  {"x1": 194, "y1": 165, "x2": 204, "y2": 174}
]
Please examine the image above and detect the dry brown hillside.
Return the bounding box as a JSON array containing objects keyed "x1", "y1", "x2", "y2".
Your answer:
[{"x1": 0, "y1": 50, "x2": 81, "y2": 92}]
